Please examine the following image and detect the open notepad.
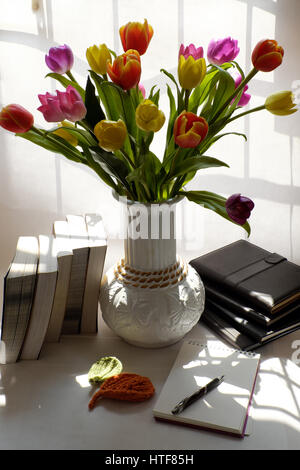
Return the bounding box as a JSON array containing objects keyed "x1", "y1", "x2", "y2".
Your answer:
[{"x1": 153, "y1": 340, "x2": 260, "y2": 437}]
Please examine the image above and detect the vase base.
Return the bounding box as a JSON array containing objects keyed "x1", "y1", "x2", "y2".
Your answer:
[{"x1": 100, "y1": 262, "x2": 205, "y2": 349}]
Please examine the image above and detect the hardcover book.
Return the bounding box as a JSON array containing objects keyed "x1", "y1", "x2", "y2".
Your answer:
[{"x1": 190, "y1": 239, "x2": 300, "y2": 314}]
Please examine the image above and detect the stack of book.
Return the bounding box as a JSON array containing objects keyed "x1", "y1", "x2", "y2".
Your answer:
[
  {"x1": 190, "y1": 240, "x2": 300, "y2": 351},
  {"x1": 0, "y1": 213, "x2": 107, "y2": 364}
]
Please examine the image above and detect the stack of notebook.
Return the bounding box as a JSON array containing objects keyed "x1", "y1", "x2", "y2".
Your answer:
[{"x1": 190, "y1": 240, "x2": 300, "y2": 351}]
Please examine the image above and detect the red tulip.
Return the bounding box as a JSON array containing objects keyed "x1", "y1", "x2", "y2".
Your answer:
[
  {"x1": 106, "y1": 49, "x2": 141, "y2": 91},
  {"x1": 119, "y1": 19, "x2": 153, "y2": 56},
  {"x1": 0, "y1": 104, "x2": 34, "y2": 133},
  {"x1": 252, "y1": 39, "x2": 284, "y2": 72},
  {"x1": 173, "y1": 111, "x2": 209, "y2": 148}
]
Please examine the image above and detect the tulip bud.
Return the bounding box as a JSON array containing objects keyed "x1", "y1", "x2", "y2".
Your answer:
[
  {"x1": 178, "y1": 55, "x2": 206, "y2": 90},
  {"x1": 94, "y1": 119, "x2": 127, "y2": 152},
  {"x1": 45, "y1": 44, "x2": 74, "y2": 74},
  {"x1": 86, "y1": 44, "x2": 111, "y2": 75},
  {"x1": 106, "y1": 50, "x2": 141, "y2": 91},
  {"x1": 53, "y1": 121, "x2": 78, "y2": 146},
  {"x1": 252, "y1": 39, "x2": 284, "y2": 72},
  {"x1": 135, "y1": 99, "x2": 165, "y2": 132},
  {"x1": 265, "y1": 91, "x2": 297, "y2": 116},
  {"x1": 173, "y1": 111, "x2": 208, "y2": 148},
  {"x1": 226, "y1": 193, "x2": 254, "y2": 225},
  {"x1": 207, "y1": 37, "x2": 240, "y2": 65},
  {"x1": 179, "y1": 43, "x2": 204, "y2": 61},
  {"x1": 119, "y1": 19, "x2": 153, "y2": 56},
  {"x1": 0, "y1": 104, "x2": 34, "y2": 133}
]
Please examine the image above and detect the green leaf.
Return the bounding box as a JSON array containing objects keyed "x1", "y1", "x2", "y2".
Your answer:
[
  {"x1": 160, "y1": 68, "x2": 184, "y2": 113},
  {"x1": 90, "y1": 146, "x2": 132, "y2": 194},
  {"x1": 17, "y1": 129, "x2": 83, "y2": 162},
  {"x1": 45, "y1": 73, "x2": 85, "y2": 100},
  {"x1": 46, "y1": 126, "x2": 97, "y2": 145},
  {"x1": 81, "y1": 144, "x2": 118, "y2": 190},
  {"x1": 84, "y1": 76, "x2": 106, "y2": 129},
  {"x1": 171, "y1": 155, "x2": 229, "y2": 178},
  {"x1": 180, "y1": 190, "x2": 251, "y2": 236},
  {"x1": 205, "y1": 67, "x2": 236, "y2": 122}
]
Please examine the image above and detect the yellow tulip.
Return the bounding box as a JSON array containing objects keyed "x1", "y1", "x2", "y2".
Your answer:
[
  {"x1": 265, "y1": 91, "x2": 297, "y2": 116},
  {"x1": 86, "y1": 44, "x2": 111, "y2": 75},
  {"x1": 94, "y1": 119, "x2": 127, "y2": 152},
  {"x1": 135, "y1": 99, "x2": 165, "y2": 132},
  {"x1": 178, "y1": 55, "x2": 206, "y2": 90},
  {"x1": 53, "y1": 121, "x2": 78, "y2": 146}
]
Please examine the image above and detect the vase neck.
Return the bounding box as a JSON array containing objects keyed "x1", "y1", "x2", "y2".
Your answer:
[{"x1": 123, "y1": 199, "x2": 178, "y2": 271}]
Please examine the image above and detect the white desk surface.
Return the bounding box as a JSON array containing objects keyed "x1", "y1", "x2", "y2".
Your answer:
[{"x1": 0, "y1": 241, "x2": 300, "y2": 450}]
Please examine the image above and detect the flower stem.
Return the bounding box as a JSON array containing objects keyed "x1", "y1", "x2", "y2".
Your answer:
[
  {"x1": 66, "y1": 70, "x2": 77, "y2": 82},
  {"x1": 120, "y1": 149, "x2": 136, "y2": 169},
  {"x1": 227, "y1": 105, "x2": 266, "y2": 124},
  {"x1": 210, "y1": 67, "x2": 259, "y2": 124},
  {"x1": 184, "y1": 89, "x2": 191, "y2": 111}
]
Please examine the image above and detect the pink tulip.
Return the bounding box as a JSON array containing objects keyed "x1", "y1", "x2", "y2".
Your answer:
[
  {"x1": 229, "y1": 69, "x2": 251, "y2": 107},
  {"x1": 38, "y1": 86, "x2": 86, "y2": 122},
  {"x1": 139, "y1": 83, "x2": 146, "y2": 98},
  {"x1": 45, "y1": 44, "x2": 74, "y2": 74},
  {"x1": 207, "y1": 37, "x2": 240, "y2": 65},
  {"x1": 179, "y1": 43, "x2": 204, "y2": 60}
]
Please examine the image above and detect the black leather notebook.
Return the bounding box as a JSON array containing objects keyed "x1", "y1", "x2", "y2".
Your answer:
[
  {"x1": 190, "y1": 240, "x2": 300, "y2": 315},
  {"x1": 205, "y1": 283, "x2": 300, "y2": 327},
  {"x1": 201, "y1": 306, "x2": 300, "y2": 352},
  {"x1": 205, "y1": 298, "x2": 300, "y2": 343}
]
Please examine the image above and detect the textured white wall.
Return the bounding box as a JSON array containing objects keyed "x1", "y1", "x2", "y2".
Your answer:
[{"x1": 0, "y1": 0, "x2": 299, "y2": 289}]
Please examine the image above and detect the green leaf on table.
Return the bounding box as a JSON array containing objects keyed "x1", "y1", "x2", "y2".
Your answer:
[{"x1": 180, "y1": 190, "x2": 251, "y2": 236}]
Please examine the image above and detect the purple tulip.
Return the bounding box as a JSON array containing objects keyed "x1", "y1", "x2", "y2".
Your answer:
[
  {"x1": 45, "y1": 44, "x2": 74, "y2": 74},
  {"x1": 229, "y1": 69, "x2": 251, "y2": 107},
  {"x1": 38, "y1": 86, "x2": 86, "y2": 122},
  {"x1": 226, "y1": 193, "x2": 254, "y2": 225},
  {"x1": 179, "y1": 43, "x2": 204, "y2": 60},
  {"x1": 207, "y1": 37, "x2": 240, "y2": 65}
]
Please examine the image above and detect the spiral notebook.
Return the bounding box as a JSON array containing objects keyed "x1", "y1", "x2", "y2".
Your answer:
[{"x1": 153, "y1": 339, "x2": 260, "y2": 438}]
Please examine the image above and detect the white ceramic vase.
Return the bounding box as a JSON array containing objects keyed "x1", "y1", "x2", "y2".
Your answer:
[{"x1": 100, "y1": 193, "x2": 205, "y2": 348}]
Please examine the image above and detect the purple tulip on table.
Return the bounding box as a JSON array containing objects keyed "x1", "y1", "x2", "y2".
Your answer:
[{"x1": 45, "y1": 44, "x2": 74, "y2": 74}]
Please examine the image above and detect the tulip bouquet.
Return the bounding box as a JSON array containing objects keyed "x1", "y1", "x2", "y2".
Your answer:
[{"x1": 0, "y1": 20, "x2": 297, "y2": 235}]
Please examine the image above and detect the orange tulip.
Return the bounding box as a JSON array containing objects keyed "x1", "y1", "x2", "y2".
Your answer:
[
  {"x1": 106, "y1": 49, "x2": 141, "y2": 91},
  {"x1": 174, "y1": 111, "x2": 208, "y2": 148},
  {"x1": 119, "y1": 19, "x2": 153, "y2": 56},
  {"x1": 252, "y1": 39, "x2": 284, "y2": 72}
]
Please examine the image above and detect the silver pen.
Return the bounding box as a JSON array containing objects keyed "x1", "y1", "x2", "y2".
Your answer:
[{"x1": 171, "y1": 375, "x2": 225, "y2": 415}]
